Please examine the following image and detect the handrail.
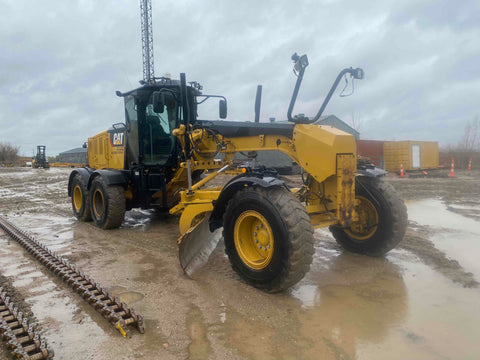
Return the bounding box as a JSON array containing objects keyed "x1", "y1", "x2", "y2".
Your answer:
[{"x1": 287, "y1": 53, "x2": 364, "y2": 124}]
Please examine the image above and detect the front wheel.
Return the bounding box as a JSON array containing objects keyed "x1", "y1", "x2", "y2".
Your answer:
[
  {"x1": 223, "y1": 186, "x2": 314, "y2": 292},
  {"x1": 330, "y1": 176, "x2": 407, "y2": 256},
  {"x1": 90, "y1": 177, "x2": 126, "y2": 229}
]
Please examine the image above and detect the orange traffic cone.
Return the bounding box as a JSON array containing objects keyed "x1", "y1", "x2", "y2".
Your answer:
[
  {"x1": 468, "y1": 157, "x2": 472, "y2": 171},
  {"x1": 400, "y1": 161, "x2": 404, "y2": 178},
  {"x1": 450, "y1": 158, "x2": 455, "y2": 178}
]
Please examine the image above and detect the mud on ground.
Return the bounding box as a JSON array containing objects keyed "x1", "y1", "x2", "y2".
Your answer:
[
  {"x1": 0, "y1": 167, "x2": 480, "y2": 359},
  {"x1": 0, "y1": 273, "x2": 36, "y2": 320}
]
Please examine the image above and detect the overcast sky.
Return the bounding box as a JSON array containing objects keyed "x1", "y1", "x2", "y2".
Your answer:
[{"x1": 1, "y1": 0, "x2": 479, "y2": 156}]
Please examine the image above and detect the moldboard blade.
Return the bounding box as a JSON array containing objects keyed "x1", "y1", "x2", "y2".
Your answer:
[{"x1": 178, "y1": 214, "x2": 222, "y2": 277}]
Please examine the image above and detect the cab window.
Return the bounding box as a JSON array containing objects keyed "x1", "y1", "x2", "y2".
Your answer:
[
  {"x1": 142, "y1": 94, "x2": 177, "y2": 165},
  {"x1": 125, "y1": 95, "x2": 139, "y2": 166}
]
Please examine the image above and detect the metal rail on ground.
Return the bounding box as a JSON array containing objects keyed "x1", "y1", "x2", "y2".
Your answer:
[
  {"x1": 0, "y1": 216, "x2": 144, "y2": 338},
  {"x1": 0, "y1": 287, "x2": 53, "y2": 359}
]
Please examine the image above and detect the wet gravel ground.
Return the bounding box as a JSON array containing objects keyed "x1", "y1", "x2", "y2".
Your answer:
[{"x1": 0, "y1": 167, "x2": 480, "y2": 359}]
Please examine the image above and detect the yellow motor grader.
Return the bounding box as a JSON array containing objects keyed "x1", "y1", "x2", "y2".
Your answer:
[{"x1": 68, "y1": 54, "x2": 407, "y2": 292}]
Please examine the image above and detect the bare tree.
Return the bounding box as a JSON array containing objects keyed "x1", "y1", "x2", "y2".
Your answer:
[
  {"x1": 443, "y1": 116, "x2": 480, "y2": 169},
  {"x1": 350, "y1": 111, "x2": 362, "y2": 133},
  {"x1": 459, "y1": 117, "x2": 479, "y2": 152},
  {"x1": 0, "y1": 142, "x2": 20, "y2": 164}
]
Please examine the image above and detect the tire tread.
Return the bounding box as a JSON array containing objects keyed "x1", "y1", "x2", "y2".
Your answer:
[
  {"x1": 71, "y1": 174, "x2": 92, "y2": 222},
  {"x1": 223, "y1": 186, "x2": 314, "y2": 292},
  {"x1": 90, "y1": 177, "x2": 125, "y2": 230}
]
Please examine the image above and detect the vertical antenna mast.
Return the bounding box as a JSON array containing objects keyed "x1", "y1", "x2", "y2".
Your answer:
[{"x1": 140, "y1": 0, "x2": 155, "y2": 84}]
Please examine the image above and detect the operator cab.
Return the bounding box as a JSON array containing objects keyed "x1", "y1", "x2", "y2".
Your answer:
[
  {"x1": 121, "y1": 83, "x2": 183, "y2": 167},
  {"x1": 118, "y1": 78, "x2": 226, "y2": 169}
]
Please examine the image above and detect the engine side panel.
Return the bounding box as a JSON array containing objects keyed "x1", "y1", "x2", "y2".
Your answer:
[
  {"x1": 87, "y1": 129, "x2": 126, "y2": 170},
  {"x1": 293, "y1": 124, "x2": 356, "y2": 183}
]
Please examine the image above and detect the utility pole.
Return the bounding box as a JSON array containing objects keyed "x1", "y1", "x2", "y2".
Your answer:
[{"x1": 140, "y1": 0, "x2": 155, "y2": 84}]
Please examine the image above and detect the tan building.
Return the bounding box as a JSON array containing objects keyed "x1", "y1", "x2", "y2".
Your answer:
[{"x1": 383, "y1": 141, "x2": 439, "y2": 172}]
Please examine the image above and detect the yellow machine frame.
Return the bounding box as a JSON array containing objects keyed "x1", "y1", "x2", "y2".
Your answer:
[{"x1": 169, "y1": 123, "x2": 357, "y2": 235}]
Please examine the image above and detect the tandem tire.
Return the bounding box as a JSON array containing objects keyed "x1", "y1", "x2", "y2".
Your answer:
[
  {"x1": 90, "y1": 177, "x2": 126, "y2": 229},
  {"x1": 330, "y1": 176, "x2": 408, "y2": 256},
  {"x1": 71, "y1": 174, "x2": 92, "y2": 222},
  {"x1": 223, "y1": 186, "x2": 314, "y2": 292}
]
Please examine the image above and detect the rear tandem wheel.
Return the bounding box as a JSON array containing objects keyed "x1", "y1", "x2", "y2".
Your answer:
[
  {"x1": 89, "y1": 176, "x2": 126, "y2": 229},
  {"x1": 71, "y1": 173, "x2": 92, "y2": 222}
]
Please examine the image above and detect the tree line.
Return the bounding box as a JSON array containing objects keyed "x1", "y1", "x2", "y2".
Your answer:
[
  {"x1": 0, "y1": 142, "x2": 19, "y2": 165},
  {"x1": 441, "y1": 117, "x2": 480, "y2": 169}
]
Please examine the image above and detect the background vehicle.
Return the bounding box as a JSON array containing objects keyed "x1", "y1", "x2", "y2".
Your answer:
[{"x1": 32, "y1": 145, "x2": 50, "y2": 169}]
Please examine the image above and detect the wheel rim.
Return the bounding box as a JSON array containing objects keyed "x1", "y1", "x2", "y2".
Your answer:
[
  {"x1": 234, "y1": 210, "x2": 274, "y2": 270},
  {"x1": 345, "y1": 195, "x2": 379, "y2": 240},
  {"x1": 92, "y1": 189, "x2": 105, "y2": 219},
  {"x1": 73, "y1": 185, "x2": 83, "y2": 212}
]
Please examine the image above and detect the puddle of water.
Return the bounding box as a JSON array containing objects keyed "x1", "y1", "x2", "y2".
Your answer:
[
  {"x1": 186, "y1": 305, "x2": 212, "y2": 360},
  {"x1": 407, "y1": 198, "x2": 480, "y2": 279},
  {"x1": 357, "y1": 256, "x2": 480, "y2": 360},
  {"x1": 29, "y1": 290, "x2": 105, "y2": 359},
  {"x1": 0, "y1": 169, "x2": 36, "y2": 178},
  {"x1": 3, "y1": 214, "x2": 75, "y2": 253},
  {"x1": 28, "y1": 281, "x2": 57, "y2": 295},
  {"x1": 12, "y1": 270, "x2": 44, "y2": 287},
  {"x1": 407, "y1": 198, "x2": 480, "y2": 232},
  {"x1": 448, "y1": 203, "x2": 480, "y2": 211},
  {"x1": 109, "y1": 286, "x2": 145, "y2": 304},
  {"x1": 286, "y1": 243, "x2": 480, "y2": 360},
  {"x1": 290, "y1": 284, "x2": 319, "y2": 309}
]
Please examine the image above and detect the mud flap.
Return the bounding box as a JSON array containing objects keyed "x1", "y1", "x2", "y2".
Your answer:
[{"x1": 178, "y1": 213, "x2": 222, "y2": 277}]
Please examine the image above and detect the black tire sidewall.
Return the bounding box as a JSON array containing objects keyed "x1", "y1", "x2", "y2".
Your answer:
[
  {"x1": 90, "y1": 177, "x2": 110, "y2": 228},
  {"x1": 71, "y1": 174, "x2": 90, "y2": 221},
  {"x1": 224, "y1": 190, "x2": 289, "y2": 284},
  {"x1": 333, "y1": 177, "x2": 393, "y2": 254}
]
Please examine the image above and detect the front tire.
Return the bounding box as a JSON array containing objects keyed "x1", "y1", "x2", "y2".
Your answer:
[
  {"x1": 330, "y1": 176, "x2": 407, "y2": 256},
  {"x1": 71, "y1": 174, "x2": 92, "y2": 222},
  {"x1": 90, "y1": 177, "x2": 126, "y2": 229},
  {"x1": 223, "y1": 186, "x2": 314, "y2": 292}
]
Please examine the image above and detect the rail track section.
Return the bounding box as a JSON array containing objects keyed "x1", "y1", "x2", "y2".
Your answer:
[
  {"x1": 0, "y1": 216, "x2": 144, "y2": 338},
  {"x1": 0, "y1": 287, "x2": 53, "y2": 359}
]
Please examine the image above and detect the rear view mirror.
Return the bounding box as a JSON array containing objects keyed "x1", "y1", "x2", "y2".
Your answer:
[
  {"x1": 219, "y1": 99, "x2": 227, "y2": 119},
  {"x1": 153, "y1": 92, "x2": 165, "y2": 113}
]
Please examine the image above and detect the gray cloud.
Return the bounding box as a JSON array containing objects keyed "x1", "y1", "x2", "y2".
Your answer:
[{"x1": 0, "y1": 0, "x2": 478, "y2": 156}]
